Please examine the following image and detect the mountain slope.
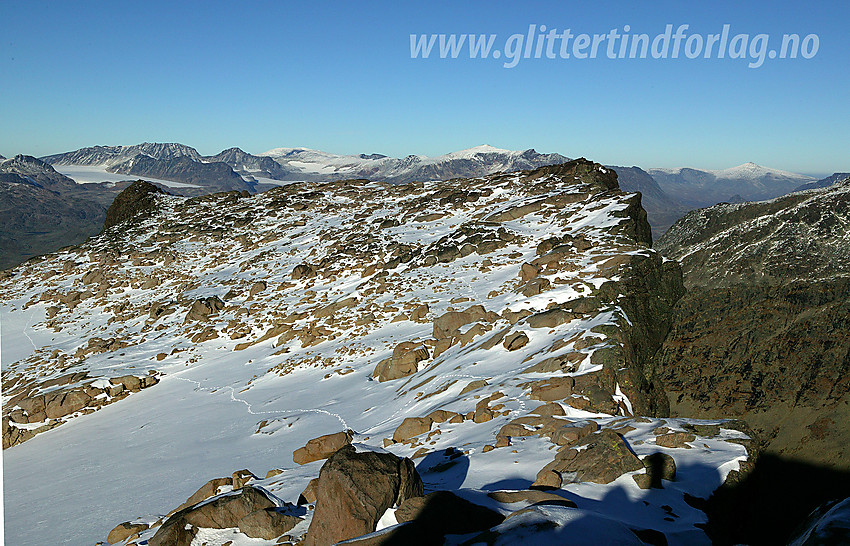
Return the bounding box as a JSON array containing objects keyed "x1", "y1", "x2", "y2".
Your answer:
[
  {"x1": 0, "y1": 156, "x2": 118, "y2": 269},
  {"x1": 652, "y1": 180, "x2": 850, "y2": 543},
  {"x1": 106, "y1": 154, "x2": 257, "y2": 193},
  {"x1": 204, "y1": 147, "x2": 295, "y2": 181},
  {"x1": 794, "y1": 172, "x2": 850, "y2": 192},
  {"x1": 649, "y1": 163, "x2": 815, "y2": 208},
  {"x1": 1, "y1": 160, "x2": 752, "y2": 546},
  {"x1": 654, "y1": 179, "x2": 850, "y2": 465}
]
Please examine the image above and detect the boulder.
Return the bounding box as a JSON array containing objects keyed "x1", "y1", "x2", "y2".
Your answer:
[
  {"x1": 529, "y1": 377, "x2": 574, "y2": 402},
  {"x1": 655, "y1": 431, "x2": 696, "y2": 449},
  {"x1": 185, "y1": 296, "x2": 225, "y2": 322},
  {"x1": 503, "y1": 331, "x2": 529, "y2": 351},
  {"x1": 525, "y1": 307, "x2": 577, "y2": 329},
  {"x1": 298, "y1": 477, "x2": 319, "y2": 505},
  {"x1": 520, "y1": 263, "x2": 540, "y2": 282},
  {"x1": 534, "y1": 429, "x2": 642, "y2": 488},
  {"x1": 107, "y1": 521, "x2": 149, "y2": 544},
  {"x1": 304, "y1": 444, "x2": 423, "y2": 546},
  {"x1": 487, "y1": 490, "x2": 576, "y2": 508},
  {"x1": 292, "y1": 263, "x2": 317, "y2": 280},
  {"x1": 373, "y1": 342, "x2": 429, "y2": 382},
  {"x1": 293, "y1": 430, "x2": 355, "y2": 465},
  {"x1": 249, "y1": 281, "x2": 267, "y2": 296},
  {"x1": 44, "y1": 389, "x2": 92, "y2": 419},
  {"x1": 520, "y1": 277, "x2": 551, "y2": 297},
  {"x1": 633, "y1": 452, "x2": 677, "y2": 489},
  {"x1": 150, "y1": 486, "x2": 278, "y2": 546},
  {"x1": 432, "y1": 305, "x2": 498, "y2": 340},
  {"x1": 392, "y1": 417, "x2": 433, "y2": 443},
  {"x1": 232, "y1": 469, "x2": 257, "y2": 489},
  {"x1": 237, "y1": 507, "x2": 301, "y2": 540},
  {"x1": 171, "y1": 477, "x2": 233, "y2": 514}
]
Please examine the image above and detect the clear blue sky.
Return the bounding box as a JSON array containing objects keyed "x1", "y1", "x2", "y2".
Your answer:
[{"x1": 1, "y1": 0, "x2": 847, "y2": 174}]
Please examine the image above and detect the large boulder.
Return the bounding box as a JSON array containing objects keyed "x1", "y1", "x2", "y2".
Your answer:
[
  {"x1": 185, "y1": 296, "x2": 225, "y2": 322},
  {"x1": 304, "y1": 444, "x2": 424, "y2": 546},
  {"x1": 432, "y1": 305, "x2": 498, "y2": 340},
  {"x1": 373, "y1": 342, "x2": 429, "y2": 382},
  {"x1": 293, "y1": 430, "x2": 355, "y2": 465},
  {"x1": 102, "y1": 180, "x2": 167, "y2": 232},
  {"x1": 534, "y1": 429, "x2": 643, "y2": 488},
  {"x1": 107, "y1": 521, "x2": 149, "y2": 544},
  {"x1": 149, "y1": 486, "x2": 283, "y2": 546}
]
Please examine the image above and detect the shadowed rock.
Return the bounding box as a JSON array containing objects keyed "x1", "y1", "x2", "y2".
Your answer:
[{"x1": 102, "y1": 180, "x2": 167, "y2": 232}]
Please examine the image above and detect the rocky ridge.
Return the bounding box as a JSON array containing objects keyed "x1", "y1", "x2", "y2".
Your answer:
[
  {"x1": 655, "y1": 179, "x2": 850, "y2": 467},
  {"x1": 2, "y1": 160, "x2": 752, "y2": 545}
]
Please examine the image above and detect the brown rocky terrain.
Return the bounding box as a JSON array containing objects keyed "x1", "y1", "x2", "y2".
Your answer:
[
  {"x1": 2, "y1": 159, "x2": 756, "y2": 546},
  {"x1": 654, "y1": 178, "x2": 850, "y2": 469}
]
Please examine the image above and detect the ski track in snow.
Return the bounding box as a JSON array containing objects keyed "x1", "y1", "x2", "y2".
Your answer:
[
  {"x1": 21, "y1": 307, "x2": 38, "y2": 352},
  {"x1": 170, "y1": 375, "x2": 349, "y2": 429}
]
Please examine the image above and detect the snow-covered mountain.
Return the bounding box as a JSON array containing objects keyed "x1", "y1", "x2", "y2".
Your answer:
[
  {"x1": 258, "y1": 144, "x2": 571, "y2": 183},
  {"x1": 39, "y1": 143, "x2": 571, "y2": 195},
  {"x1": 204, "y1": 147, "x2": 294, "y2": 181},
  {"x1": 0, "y1": 154, "x2": 78, "y2": 190},
  {"x1": 1, "y1": 159, "x2": 754, "y2": 546},
  {"x1": 649, "y1": 162, "x2": 816, "y2": 207},
  {"x1": 41, "y1": 142, "x2": 203, "y2": 167}
]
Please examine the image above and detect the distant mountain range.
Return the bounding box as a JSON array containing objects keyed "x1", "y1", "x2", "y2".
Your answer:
[
  {"x1": 0, "y1": 141, "x2": 841, "y2": 270},
  {"x1": 256, "y1": 144, "x2": 571, "y2": 184},
  {"x1": 648, "y1": 162, "x2": 816, "y2": 207},
  {"x1": 40, "y1": 143, "x2": 572, "y2": 189}
]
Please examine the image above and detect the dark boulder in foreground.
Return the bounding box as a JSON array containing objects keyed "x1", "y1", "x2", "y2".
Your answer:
[{"x1": 102, "y1": 180, "x2": 167, "y2": 232}]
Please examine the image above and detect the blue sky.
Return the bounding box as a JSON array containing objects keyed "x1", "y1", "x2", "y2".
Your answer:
[{"x1": 1, "y1": 0, "x2": 847, "y2": 174}]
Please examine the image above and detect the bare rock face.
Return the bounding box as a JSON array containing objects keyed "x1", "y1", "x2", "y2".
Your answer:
[
  {"x1": 303, "y1": 444, "x2": 424, "y2": 546},
  {"x1": 293, "y1": 430, "x2": 355, "y2": 465},
  {"x1": 102, "y1": 180, "x2": 167, "y2": 232}
]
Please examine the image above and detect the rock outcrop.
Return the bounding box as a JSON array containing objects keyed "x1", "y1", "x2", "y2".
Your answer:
[
  {"x1": 102, "y1": 180, "x2": 167, "y2": 232},
  {"x1": 149, "y1": 486, "x2": 298, "y2": 546},
  {"x1": 3, "y1": 371, "x2": 158, "y2": 448},
  {"x1": 304, "y1": 445, "x2": 423, "y2": 546}
]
